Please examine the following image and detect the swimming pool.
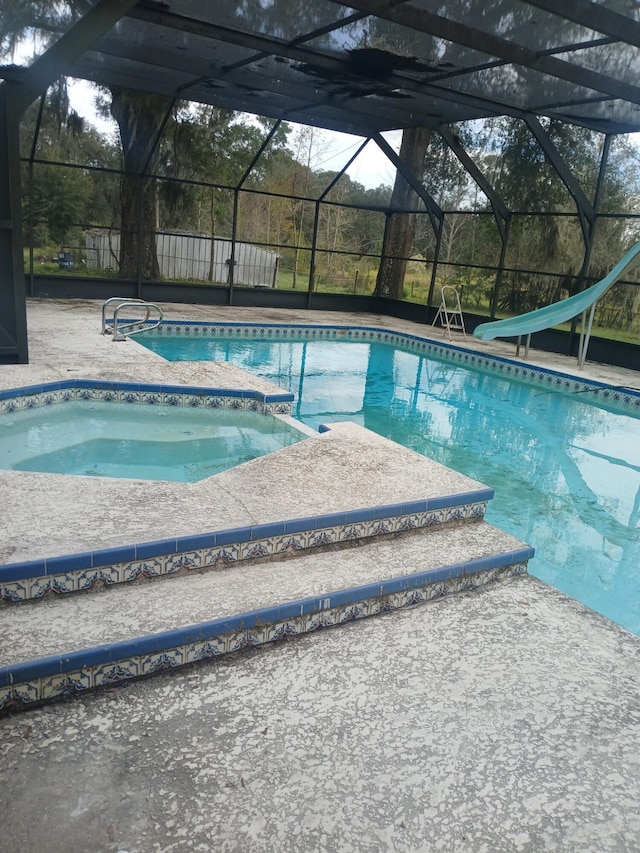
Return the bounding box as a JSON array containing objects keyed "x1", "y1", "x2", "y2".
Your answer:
[
  {"x1": 0, "y1": 381, "x2": 304, "y2": 483},
  {"x1": 137, "y1": 324, "x2": 640, "y2": 635}
]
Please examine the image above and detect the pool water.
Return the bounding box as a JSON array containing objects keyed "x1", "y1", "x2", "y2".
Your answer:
[
  {"x1": 0, "y1": 400, "x2": 304, "y2": 482},
  {"x1": 139, "y1": 332, "x2": 640, "y2": 635}
]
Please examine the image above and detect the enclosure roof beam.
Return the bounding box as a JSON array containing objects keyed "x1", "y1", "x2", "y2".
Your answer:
[
  {"x1": 372, "y1": 132, "x2": 444, "y2": 234},
  {"x1": 329, "y1": 0, "x2": 640, "y2": 108},
  {"x1": 520, "y1": 0, "x2": 640, "y2": 51},
  {"x1": 11, "y1": 0, "x2": 138, "y2": 117},
  {"x1": 125, "y1": 6, "x2": 534, "y2": 125},
  {"x1": 524, "y1": 115, "x2": 595, "y2": 242},
  {"x1": 438, "y1": 125, "x2": 510, "y2": 243}
]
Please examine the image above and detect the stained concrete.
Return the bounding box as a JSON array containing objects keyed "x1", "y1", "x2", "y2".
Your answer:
[
  {"x1": 1, "y1": 575, "x2": 640, "y2": 853},
  {"x1": 0, "y1": 419, "x2": 489, "y2": 564},
  {"x1": 1, "y1": 299, "x2": 640, "y2": 852}
]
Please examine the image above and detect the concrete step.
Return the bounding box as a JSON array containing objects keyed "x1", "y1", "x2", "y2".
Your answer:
[{"x1": 0, "y1": 520, "x2": 533, "y2": 712}]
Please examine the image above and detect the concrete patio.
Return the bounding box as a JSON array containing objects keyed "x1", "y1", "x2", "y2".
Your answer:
[{"x1": 1, "y1": 298, "x2": 639, "y2": 852}]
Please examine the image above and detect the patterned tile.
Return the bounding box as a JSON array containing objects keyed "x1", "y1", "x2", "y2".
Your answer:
[
  {"x1": 121, "y1": 559, "x2": 151, "y2": 581},
  {"x1": 267, "y1": 621, "x2": 300, "y2": 642},
  {"x1": 99, "y1": 564, "x2": 122, "y2": 585},
  {"x1": 141, "y1": 649, "x2": 184, "y2": 675},
  {"x1": 395, "y1": 514, "x2": 420, "y2": 532},
  {"x1": 28, "y1": 575, "x2": 52, "y2": 599},
  {"x1": 337, "y1": 604, "x2": 367, "y2": 623},
  {"x1": 0, "y1": 684, "x2": 13, "y2": 710},
  {"x1": 185, "y1": 637, "x2": 227, "y2": 662},
  {"x1": 306, "y1": 611, "x2": 336, "y2": 632},
  {"x1": 76, "y1": 568, "x2": 100, "y2": 591},
  {"x1": 41, "y1": 673, "x2": 72, "y2": 700},
  {"x1": 13, "y1": 681, "x2": 40, "y2": 705},
  {"x1": 401, "y1": 588, "x2": 427, "y2": 607},
  {"x1": 308, "y1": 529, "x2": 337, "y2": 548},
  {"x1": 166, "y1": 551, "x2": 202, "y2": 574},
  {"x1": 3, "y1": 580, "x2": 30, "y2": 601},
  {"x1": 366, "y1": 519, "x2": 393, "y2": 537},
  {"x1": 203, "y1": 545, "x2": 241, "y2": 567},
  {"x1": 66, "y1": 669, "x2": 92, "y2": 693},
  {"x1": 339, "y1": 523, "x2": 367, "y2": 541},
  {"x1": 240, "y1": 540, "x2": 273, "y2": 561},
  {"x1": 274, "y1": 534, "x2": 309, "y2": 554},
  {"x1": 93, "y1": 659, "x2": 140, "y2": 686}
]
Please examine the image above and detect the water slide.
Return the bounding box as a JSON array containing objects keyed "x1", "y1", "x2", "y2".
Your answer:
[{"x1": 473, "y1": 240, "x2": 640, "y2": 367}]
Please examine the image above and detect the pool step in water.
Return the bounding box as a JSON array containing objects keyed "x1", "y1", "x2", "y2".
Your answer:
[{"x1": 0, "y1": 519, "x2": 533, "y2": 712}]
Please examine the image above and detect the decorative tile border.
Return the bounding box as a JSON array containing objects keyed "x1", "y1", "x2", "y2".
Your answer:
[
  {"x1": 0, "y1": 379, "x2": 294, "y2": 417},
  {"x1": 141, "y1": 320, "x2": 640, "y2": 416},
  {"x1": 0, "y1": 553, "x2": 532, "y2": 713},
  {"x1": 0, "y1": 491, "x2": 493, "y2": 603}
]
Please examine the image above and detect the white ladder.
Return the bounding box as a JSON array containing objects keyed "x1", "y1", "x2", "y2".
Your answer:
[{"x1": 433, "y1": 286, "x2": 467, "y2": 342}]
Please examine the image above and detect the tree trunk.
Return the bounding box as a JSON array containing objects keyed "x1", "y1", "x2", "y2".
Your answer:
[
  {"x1": 109, "y1": 88, "x2": 173, "y2": 281},
  {"x1": 375, "y1": 127, "x2": 432, "y2": 299}
]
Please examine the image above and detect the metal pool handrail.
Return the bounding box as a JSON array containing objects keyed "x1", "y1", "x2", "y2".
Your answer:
[{"x1": 101, "y1": 297, "x2": 163, "y2": 341}]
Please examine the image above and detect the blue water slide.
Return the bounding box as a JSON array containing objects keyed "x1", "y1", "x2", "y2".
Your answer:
[{"x1": 473, "y1": 241, "x2": 640, "y2": 365}]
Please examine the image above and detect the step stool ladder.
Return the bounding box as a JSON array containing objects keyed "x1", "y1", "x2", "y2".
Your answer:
[{"x1": 433, "y1": 286, "x2": 467, "y2": 342}]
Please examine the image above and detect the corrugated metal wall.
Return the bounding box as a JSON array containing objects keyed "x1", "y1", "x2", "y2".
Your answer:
[{"x1": 86, "y1": 231, "x2": 279, "y2": 287}]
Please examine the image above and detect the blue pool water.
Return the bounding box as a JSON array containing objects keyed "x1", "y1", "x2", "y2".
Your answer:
[
  {"x1": 0, "y1": 400, "x2": 304, "y2": 482},
  {"x1": 138, "y1": 332, "x2": 640, "y2": 635}
]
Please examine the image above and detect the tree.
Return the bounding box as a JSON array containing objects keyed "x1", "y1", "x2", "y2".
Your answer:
[
  {"x1": 20, "y1": 93, "x2": 119, "y2": 248},
  {"x1": 374, "y1": 126, "x2": 432, "y2": 299}
]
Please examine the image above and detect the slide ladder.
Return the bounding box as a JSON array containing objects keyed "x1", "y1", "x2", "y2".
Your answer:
[
  {"x1": 473, "y1": 241, "x2": 640, "y2": 368},
  {"x1": 433, "y1": 286, "x2": 467, "y2": 342},
  {"x1": 101, "y1": 297, "x2": 164, "y2": 341}
]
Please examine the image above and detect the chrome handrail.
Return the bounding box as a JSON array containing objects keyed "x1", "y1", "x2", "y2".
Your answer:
[
  {"x1": 112, "y1": 301, "x2": 163, "y2": 341},
  {"x1": 101, "y1": 297, "x2": 163, "y2": 341},
  {"x1": 101, "y1": 296, "x2": 146, "y2": 335}
]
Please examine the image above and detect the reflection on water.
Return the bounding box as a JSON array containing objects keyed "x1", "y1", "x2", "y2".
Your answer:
[{"x1": 140, "y1": 334, "x2": 640, "y2": 635}]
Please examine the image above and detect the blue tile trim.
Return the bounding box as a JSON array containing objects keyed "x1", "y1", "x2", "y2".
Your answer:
[
  {"x1": 135, "y1": 539, "x2": 179, "y2": 560},
  {"x1": 44, "y1": 553, "x2": 93, "y2": 575},
  {"x1": 0, "y1": 491, "x2": 494, "y2": 594},
  {"x1": 215, "y1": 527, "x2": 251, "y2": 546},
  {"x1": 0, "y1": 551, "x2": 532, "y2": 696},
  {"x1": 92, "y1": 545, "x2": 137, "y2": 568},
  {"x1": 0, "y1": 380, "x2": 294, "y2": 412},
  {"x1": 284, "y1": 516, "x2": 318, "y2": 534},
  {"x1": 0, "y1": 558, "x2": 47, "y2": 581}
]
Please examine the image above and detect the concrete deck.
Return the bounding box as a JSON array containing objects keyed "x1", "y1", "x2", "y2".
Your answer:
[{"x1": 1, "y1": 298, "x2": 639, "y2": 852}]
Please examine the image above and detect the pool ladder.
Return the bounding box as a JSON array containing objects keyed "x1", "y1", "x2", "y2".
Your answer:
[{"x1": 101, "y1": 297, "x2": 164, "y2": 341}]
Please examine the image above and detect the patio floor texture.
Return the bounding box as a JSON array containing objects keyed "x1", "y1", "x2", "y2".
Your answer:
[{"x1": 1, "y1": 299, "x2": 639, "y2": 853}]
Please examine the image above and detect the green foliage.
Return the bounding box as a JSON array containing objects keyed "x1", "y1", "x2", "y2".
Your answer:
[{"x1": 20, "y1": 95, "x2": 120, "y2": 248}]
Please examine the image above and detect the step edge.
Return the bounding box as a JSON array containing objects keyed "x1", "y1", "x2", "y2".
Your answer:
[
  {"x1": 1, "y1": 492, "x2": 494, "y2": 603},
  {"x1": 0, "y1": 550, "x2": 532, "y2": 711}
]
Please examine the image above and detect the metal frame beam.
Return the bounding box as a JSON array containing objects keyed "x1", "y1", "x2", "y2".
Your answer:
[
  {"x1": 438, "y1": 125, "x2": 510, "y2": 243},
  {"x1": 13, "y1": 0, "x2": 139, "y2": 116},
  {"x1": 372, "y1": 132, "x2": 444, "y2": 234},
  {"x1": 329, "y1": 0, "x2": 640, "y2": 108},
  {"x1": 524, "y1": 115, "x2": 595, "y2": 242},
  {"x1": 0, "y1": 0, "x2": 137, "y2": 363},
  {"x1": 0, "y1": 83, "x2": 28, "y2": 361},
  {"x1": 123, "y1": 7, "x2": 535, "y2": 125},
  {"x1": 521, "y1": 0, "x2": 640, "y2": 51}
]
